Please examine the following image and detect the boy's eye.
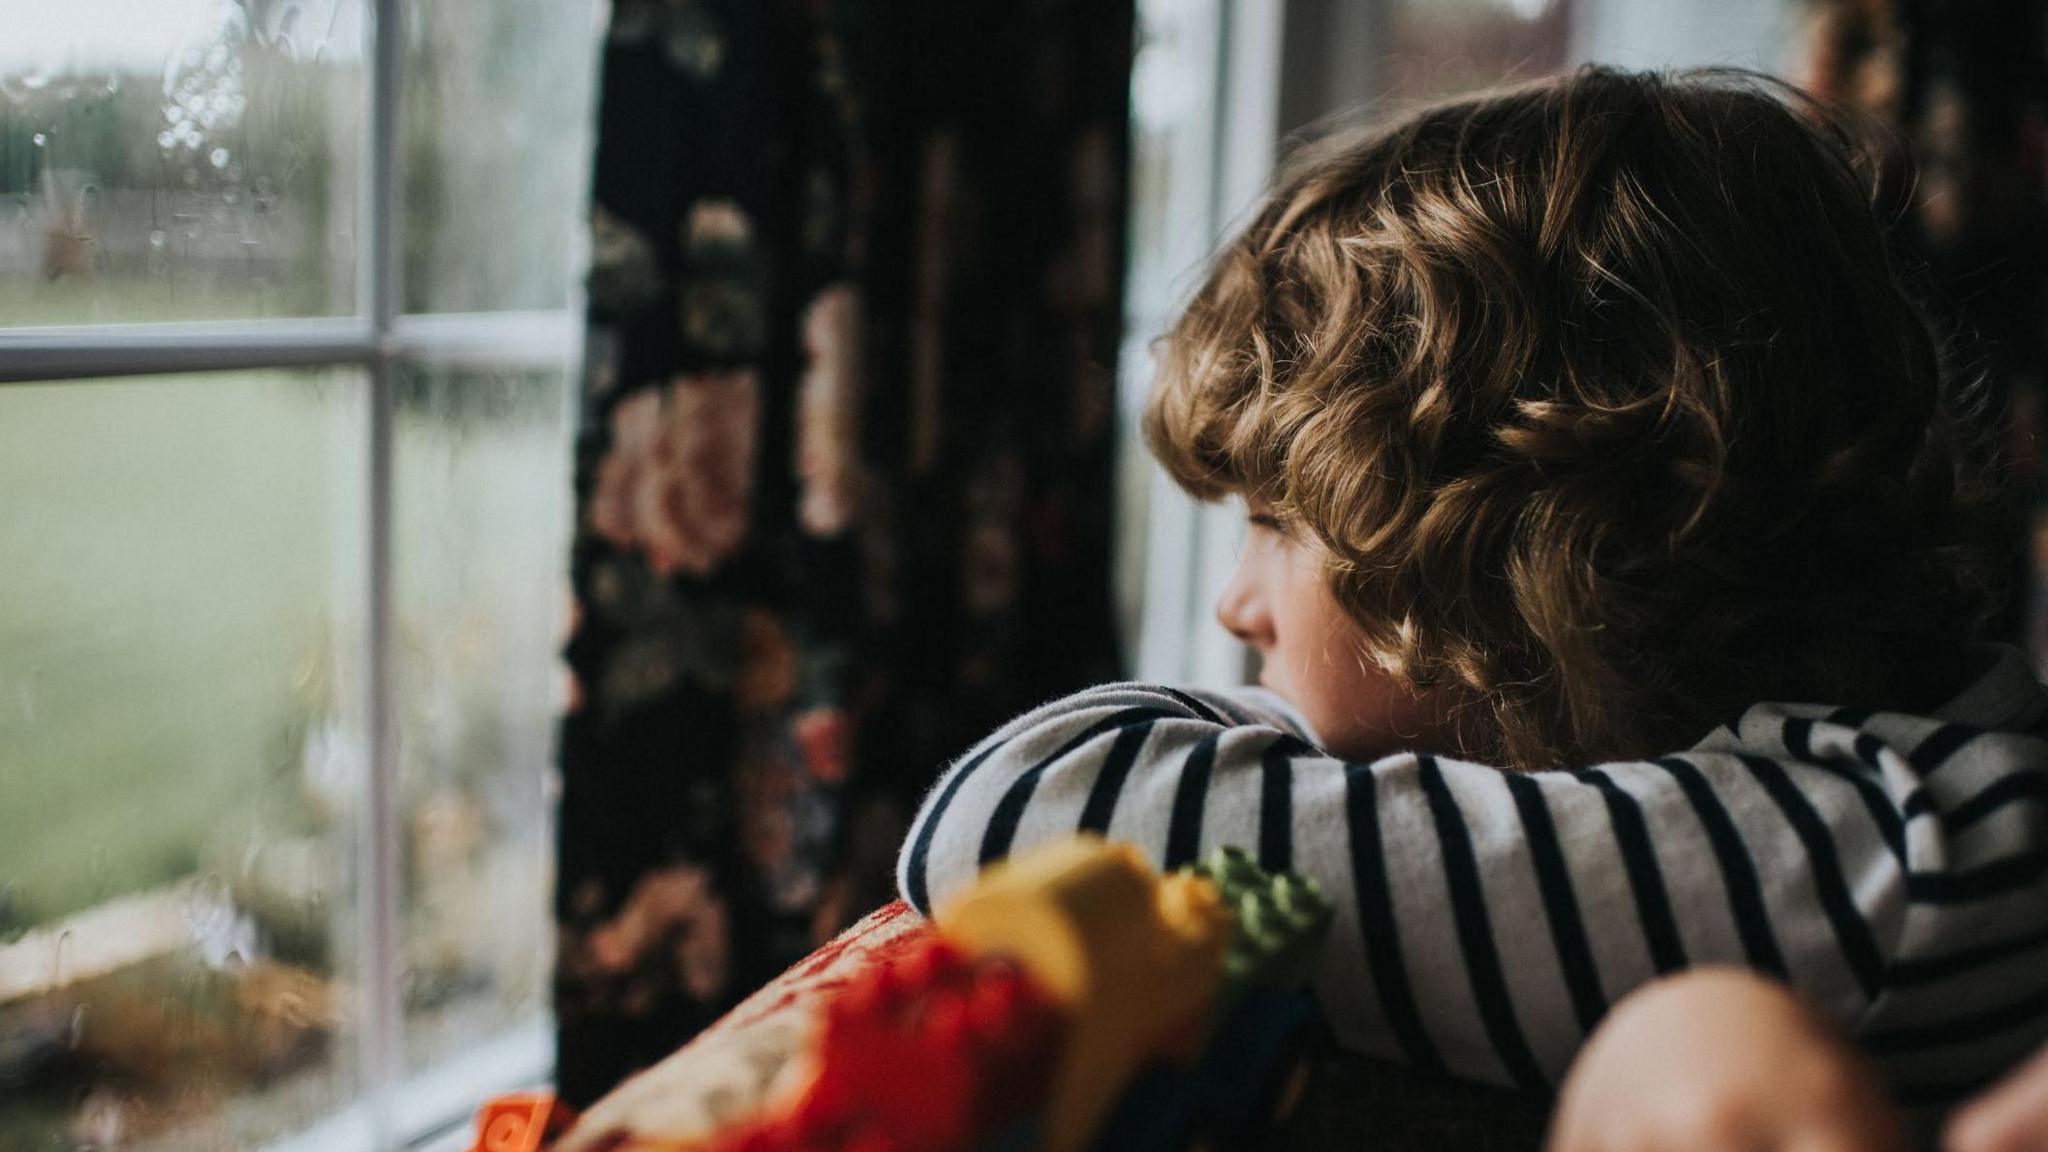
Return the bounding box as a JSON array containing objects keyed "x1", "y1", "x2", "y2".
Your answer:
[{"x1": 1247, "y1": 512, "x2": 1286, "y2": 534}]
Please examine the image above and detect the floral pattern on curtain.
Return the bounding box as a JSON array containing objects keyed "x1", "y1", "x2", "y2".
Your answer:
[{"x1": 554, "y1": 0, "x2": 1132, "y2": 1106}]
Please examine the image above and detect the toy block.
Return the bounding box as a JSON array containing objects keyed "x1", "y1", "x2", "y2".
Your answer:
[
  {"x1": 935, "y1": 837, "x2": 1231, "y2": 1152},
  {"x1": 471, "y1": 1092, "x2": 578, "y2": 1152},
  {"x1": 1186, "y1": 846, "x2": 1332, "y2": 996},
  {"x1": 708, "y1": 936, "x2": 1065, "y2": 1152}
]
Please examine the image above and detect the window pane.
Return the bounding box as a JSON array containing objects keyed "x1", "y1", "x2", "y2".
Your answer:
[
  {"x1": 0, "y1": 369, "x2": 368, "y2": 1149},
  {"x1": 1381, "y1": 0, "x2": 1570, "y2": 101},
  {"x1": 402, "y1": 0, "x2": 602, "y2": 313},
  {"x1": 393, "y1": 364, "x2": 567, "y2": 1073},
  {"x1": 0, "y1": 1, "x2": 365, "y2": 327}
]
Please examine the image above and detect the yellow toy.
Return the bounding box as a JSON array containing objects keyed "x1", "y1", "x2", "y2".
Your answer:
[{"x1": 934, "y1": 836, "x2": 1232, "y2": 1152}]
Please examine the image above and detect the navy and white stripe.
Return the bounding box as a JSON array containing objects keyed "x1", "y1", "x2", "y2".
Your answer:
[{"x1": 896, "y1": 647, "x2": 2048, "y2": 1099}]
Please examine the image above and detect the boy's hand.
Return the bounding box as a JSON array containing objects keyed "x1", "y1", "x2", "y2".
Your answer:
[
  {"x1": 1549, "y1": 969, "x2": 1905, "y2": 1152},
  {"x1": 1948, "y1": 1045, "x2": 2048, "y2": 1152}
]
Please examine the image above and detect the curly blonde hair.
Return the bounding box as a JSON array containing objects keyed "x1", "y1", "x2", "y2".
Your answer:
[{"x1": 1147, "y1": 67, "x2": 2011, "y2": 769}]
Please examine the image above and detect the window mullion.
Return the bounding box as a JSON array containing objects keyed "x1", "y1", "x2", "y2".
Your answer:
[
  {"x1": 389, "y1": 310, "x2": 581, "y2": 367},
  {"x1": 0, "y1": 319, "x2": 377, "y2": 383},
  {"x1": 359, "y1": 0, "x2": 406, "y2": 1147}
]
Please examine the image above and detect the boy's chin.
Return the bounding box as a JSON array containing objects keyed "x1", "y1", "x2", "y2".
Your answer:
[
  {"x1": 1321, "y1": 731, "x2": 1432, "y2": 763},
  {"x1": 1295, "y1": 696, "x2": 1462, "y2": 763},
  {"x1": 1295, "y1": 707, "x2": 1411, "y2": 762}
]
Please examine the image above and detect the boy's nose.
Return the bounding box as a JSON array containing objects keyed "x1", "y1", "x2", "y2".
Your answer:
[{"x1": 1215, "y1": 574, "x2": 1273, "y2": 649}]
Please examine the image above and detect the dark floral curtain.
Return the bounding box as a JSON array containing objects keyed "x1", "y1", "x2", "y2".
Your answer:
[
  {"x1": 554, "y1": 0, "x2": 1132, "y2": 1106},
  {"x1": 1808, "y1": 0, "x2": 2048, "y2": 657}
]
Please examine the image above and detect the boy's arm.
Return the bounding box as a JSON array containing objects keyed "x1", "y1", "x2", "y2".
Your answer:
[
  {"x1": 896, "y1": 682, "x2": 1320, "y2": 915},
  {"x1": 896, "y1": 682, "x2": 1899, "y2": 1091}
]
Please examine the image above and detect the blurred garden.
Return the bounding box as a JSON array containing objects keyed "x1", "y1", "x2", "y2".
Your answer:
[{"x1": 0, "y1": 0, "x2": 596, "y2": 1144}]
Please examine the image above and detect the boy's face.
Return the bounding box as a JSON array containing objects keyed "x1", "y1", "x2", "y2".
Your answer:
[{"x1": 1217, "y1": 501, "x2": 1459, "y2": 761}]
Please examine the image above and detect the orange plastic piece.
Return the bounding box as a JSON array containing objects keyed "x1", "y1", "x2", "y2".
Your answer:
[
  {"x1": 935, "y1": 836, "x2": 1231, "y2": 1152},
  {"x1": 470, "y1": 1092, "x2": 577, "y2": 1152}
]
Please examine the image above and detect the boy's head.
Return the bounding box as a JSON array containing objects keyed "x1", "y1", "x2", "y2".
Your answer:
[{"x1": 1150, "y1": 66, "x2": 2009, "y2": 769}]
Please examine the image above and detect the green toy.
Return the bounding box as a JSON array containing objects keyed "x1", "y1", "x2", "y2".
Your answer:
[{"x1": 1184, "y1": 846, "x2": 1333, "y2": 996}]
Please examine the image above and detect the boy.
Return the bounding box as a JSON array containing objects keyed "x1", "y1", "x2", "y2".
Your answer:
[{"x1": 897, "y1": 67, "x2": 2048, "y2": 1107}]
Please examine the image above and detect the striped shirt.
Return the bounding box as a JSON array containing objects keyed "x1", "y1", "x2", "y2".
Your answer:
[{"x1": 897, "y1": 645, "x2": 2048, "y2": 1105}]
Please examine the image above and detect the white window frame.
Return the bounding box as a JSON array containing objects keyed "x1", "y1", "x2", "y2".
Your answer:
[
  {"x1": 1123, "y1": 0, "x2": 1286, "y2": 690},
  {"x1": 0, "y1": 0, "x2": 576, "y2": 1147}
]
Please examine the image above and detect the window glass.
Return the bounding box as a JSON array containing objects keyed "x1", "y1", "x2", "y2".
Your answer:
[
  {"x1": 1116, "y1": 0, "x2": 1217, "y2": 673},
  {"x1": 0, "y1": 0, "x2": 365, "y2": 327},
  {"x1": 392, "y1": 363, "x2": 568, "y2": 1073},
  {"x1": 1381, "y1": 0, "x2": 1799, "y2": 105},
  {"x1": 1382, "y1": 0, "x2": 1571, "y2": 101},
  {"x1": 0, "y1": 369, "x2": 368, "y2": 1150},
  {"x1": 1122, "y1": 0, "x2": 1216, "y2": 339},
  {"x1": 402, "y1": 0, "x2": 602, "y2": 313}
]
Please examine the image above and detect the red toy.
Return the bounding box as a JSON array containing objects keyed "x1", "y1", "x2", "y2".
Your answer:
[{"x1": 708, "y1": 937, "x2": 1065, "y2": 1152}]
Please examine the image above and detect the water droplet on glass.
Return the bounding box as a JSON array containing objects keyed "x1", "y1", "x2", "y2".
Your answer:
[
  {"x1": 67, "y1": 1005, "x2": 86, "y2": 1049},
  {"x1": 157, "y1": 130, "x2": 176, "y2": 149},
  {"x1": 148, "y1": 229, "x2": 167, "y2": 250},
  {"x1": 51, "y1": 929, "x2": 73, "y2": 983},
  {"x1": 160, "y1": 0, "x2": 249, "y2": 156},
  {"x1": 209, "y1": 147, "x2": 229, "y2": 170},
  {"x1": 105, "y1": 76, "x2": 121, "y2": 95},
  {"x1": 19, "y1": 69, "x2": 48, "y2": 92}
]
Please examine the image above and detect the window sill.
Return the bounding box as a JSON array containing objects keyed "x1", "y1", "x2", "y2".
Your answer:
[{"x1": 261, "y1": 1019, "x2": 553, "y2": 1152}]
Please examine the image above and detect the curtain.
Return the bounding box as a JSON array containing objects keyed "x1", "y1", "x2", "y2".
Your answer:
[
  {"x1": 554, "y1": 0, "x2": 1132, "y2": 1106},
  {"x1": 1808, "y1": 0, "x2": 2048, "y2": 658}
]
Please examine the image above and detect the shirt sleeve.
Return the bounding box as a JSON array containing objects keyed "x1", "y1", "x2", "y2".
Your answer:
[{"x1": 895, "y1": 681, "x2": 1907, "y2": 1092}]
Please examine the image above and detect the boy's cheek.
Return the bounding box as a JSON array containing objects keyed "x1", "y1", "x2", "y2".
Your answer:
[{"x1": 1252, "y1": 651, "x2": 1299, "y2": 704}]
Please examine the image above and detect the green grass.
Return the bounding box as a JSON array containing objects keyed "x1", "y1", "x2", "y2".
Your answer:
[
  {"x1": 0, "y1": 362, "x2": 572, "y2": 935},
  {"x1": 0, "y1": 372, "x2": 361, "y2": 929},
  {"x1": 0, "y1": 278, "x2": 332, "y2": 328}
]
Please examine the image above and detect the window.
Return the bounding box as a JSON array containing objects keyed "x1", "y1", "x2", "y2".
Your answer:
[
  {"x1": 0, "y1": 2, "x2": 599, "y2": 1149},
  {"x1": 1117, "y1": 0, "x2": 1285, "y2": 690}
]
